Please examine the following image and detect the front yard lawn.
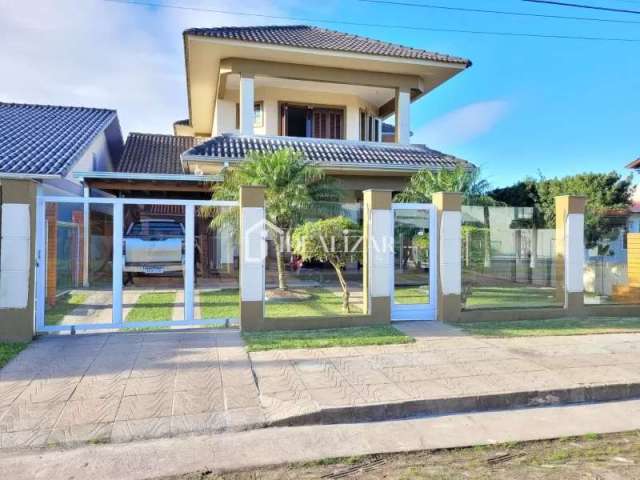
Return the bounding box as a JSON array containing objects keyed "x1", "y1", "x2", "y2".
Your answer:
[
  {"x1": 45, "y1": 292, "x2": 88, "y2": 325},
  {"x1": 126, "y1": 292, "x2": 176, "y2": 323},
  {"x1": 0, "y1": 342, "x2": 27, "y2": 369},
  {"x1": 243, "y1": 325, "x2": 414, "y2": 351},
  {"x1": 464, "y1": 286, "x2": 560, "y2": 310},
  {"x1": 460, "y1": 316, "x2": 640, "y2": 337}
]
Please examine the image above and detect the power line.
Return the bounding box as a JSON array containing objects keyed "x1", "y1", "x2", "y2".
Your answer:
[
  {"x1": 359, "y1": 0, "x2": 640, "y2": 24},
  {"x1": 103, "y1": 0, "x2": 640, "y2": 43},
  {"x1": 520, "y1": 0, "x2": 640, "y2": 14}
]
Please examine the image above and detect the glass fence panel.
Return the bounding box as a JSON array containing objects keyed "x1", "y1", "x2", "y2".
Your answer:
[
  {"x1": 394, "y1": 208, "x2": 430, "y2": 306},
  {"x1": 122, "y1": 203, "x2": 185, "y2": 327},
  {"x1": 462, "y1": 205, "x2": 560, "y2": 310},
  {"x1": 264, "y1": 201, "x2": 364, "y2": 318},
  {"x1": 584, "y1": 213, "x2": 639, "y2": 305},
  {"x1": 44, "y1": 202, "x2": 114, "y2": 326},
  {"x1": 195, "y1": 206, "x2": 240, "y2": 325}
]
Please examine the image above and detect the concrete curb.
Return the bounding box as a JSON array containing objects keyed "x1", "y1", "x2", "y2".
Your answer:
[{"x1": 268, "y1": 382, "x2": 640, "y2": 427}]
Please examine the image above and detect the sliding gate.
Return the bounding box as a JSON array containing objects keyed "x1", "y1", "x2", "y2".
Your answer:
[{"x1": 35, "y1": 196, "x2": 238, "y2": 333}]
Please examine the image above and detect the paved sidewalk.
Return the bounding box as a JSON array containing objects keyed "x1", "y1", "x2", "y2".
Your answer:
[
  {"x1": 2, "y1": 323, "x2": 640, "y2": 449},
  {"x1": 2, "y1": 398, "x2": 640, "y2": 480},
  {"x1": 252, "y1": 322, "x2": 640, "y2": 424},
  {"x1": 0, "y1": 330, "x2": 263, "y2": 449}
]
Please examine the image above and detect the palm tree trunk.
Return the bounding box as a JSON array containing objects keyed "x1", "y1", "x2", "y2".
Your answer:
[
  {"x1": 274, "y1": 237, "x2": 288, "y2": 290},
  {"x1": 331, "y1": 262, "x2": 350, "y2": 313}
]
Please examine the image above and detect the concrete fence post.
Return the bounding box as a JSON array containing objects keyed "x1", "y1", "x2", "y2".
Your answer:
[
  {"x1": 363, "y1": 189, "x2": 393, "y2": 324},
  {"x1": 0, "y1": 179, "x2": 37, "y2": 341},
  {"x1": 555, "y1": 195, "x2": 587, "y2": 313},
  {"x1": 239, "y1": 185, "x2": 266, "y2": 331},
  {"x1": 433, "y1": 192, "x2": 462, "y2": 322}
]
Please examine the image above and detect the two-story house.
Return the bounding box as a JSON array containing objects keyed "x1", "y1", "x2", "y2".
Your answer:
[{"x1": 81, "y1": 25, "x2": 473, "y2": 201}]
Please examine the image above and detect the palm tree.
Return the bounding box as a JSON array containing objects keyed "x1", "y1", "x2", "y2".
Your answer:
[
  {"x1": 206, "y1": 149, "x2": 341, "y2": 291},
  {"x1": 395, "y1": 165, "x2": 494, "y2": 205}
]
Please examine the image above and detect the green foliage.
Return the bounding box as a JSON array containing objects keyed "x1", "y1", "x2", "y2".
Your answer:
[
  {"x1": 535, "y1": 172, "x2": 631, "y2": 250},
  {"x1": 207, "y1": 148, "x2": 341, "y2": 231},
  {"x1": 395, "y1": 165, "x2": 498, "y2": 205},
  {"x1": 292, "y1": 216, "x2": 362, "y2": 312},
  {"x1": 291, "y1": 216, "x2": 361, "y2": 268},
  {"x1": 489, "y1": 179, "x2": 538, "y2": 207}
]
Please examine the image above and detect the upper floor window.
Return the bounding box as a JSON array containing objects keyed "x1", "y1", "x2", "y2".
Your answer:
[
  {"x1": 280, "y1": 103, "x2": 344, "y2": 140},
  {"x1": 360, "y1": 110, "x2": 381, "y2": 142}
]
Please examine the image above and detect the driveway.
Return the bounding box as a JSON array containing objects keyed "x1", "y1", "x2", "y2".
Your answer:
[{"x1": 0, "y1": 330, "x2": 263, "y2": 449}]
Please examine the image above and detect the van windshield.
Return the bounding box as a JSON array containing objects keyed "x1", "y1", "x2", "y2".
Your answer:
[{"x1": 128, "y1": 221, "x2": 183, "y2": 237}]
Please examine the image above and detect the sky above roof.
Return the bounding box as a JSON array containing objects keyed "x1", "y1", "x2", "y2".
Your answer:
[{"x1": 1, "y1": 0, "x2": 638, "y2": 187}]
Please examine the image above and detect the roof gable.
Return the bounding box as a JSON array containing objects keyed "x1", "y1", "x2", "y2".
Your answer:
[
  {"x1": 184, "y1": 25, "x2": 470, "y2": 66},
  {"x1": 0, "y1": 102, "x2": 118, "y2": 176}
]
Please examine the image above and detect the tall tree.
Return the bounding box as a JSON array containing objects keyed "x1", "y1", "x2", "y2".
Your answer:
[
  {"x1": 395, "y1": 165, "x2": 496, "y2": 206},
  {"x1": 530, "y1": 172, "x2": 632, "y2": 250},
  {"x1": 208, "y1": 149, "x2": 341, "y2": 290}
]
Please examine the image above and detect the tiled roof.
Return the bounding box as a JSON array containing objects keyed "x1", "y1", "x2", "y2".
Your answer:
[
  {"x1": 183, "y1": 134, "x2": 469, "y2": 171},
  {"x1": 116, "y1": 133, "x2": 205, "y2": 174},
  {"x1": 185, "y1": 25, "x2": 470, "y2": 66},
  {"x1": 626, "y1": 157, "x2": 640, "y2": 169},
  {"x1": 0, "y1": 102, "x2": 117, "y2": 175}
]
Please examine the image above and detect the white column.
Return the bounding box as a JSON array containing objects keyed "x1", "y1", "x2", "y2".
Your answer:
[
  {"x1": 440, "y1": 211, "x2": 462, "y2": 296},
  {"x1": 112, "y1": 203, "x2": 123, "y2": 326},
  {"x1": 370, "y1": 210, "x2": 394, "y2": 299},
  {"x1": 240, "y1": 207, "x2": 266, "y2": 303},
  {"x1": 565, "y1": 213, "x2": 585, "y2": 294},
  {"x1": 239, "y1": 73, "x2": 255, "y2": 136},
  {"x1": 184, "y1": 204, "x2": 195, "y2": 323},
  {"x1": 82, "y1": 187, "x2": 90, "y2": 288},
  {"x1": 395, "y1": 87, "x2": 411, "y2": 144}
]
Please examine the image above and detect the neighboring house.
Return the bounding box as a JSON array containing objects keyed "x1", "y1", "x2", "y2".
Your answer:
[
  {"x1": 0, "y1": 102, "x2": 123, "y2": 339},
  {"x1": 81, "y1": 25, "x2": 473, "y2": 200}
]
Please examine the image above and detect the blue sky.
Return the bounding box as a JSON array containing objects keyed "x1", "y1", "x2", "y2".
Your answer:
[{"x1": 2, "y1": 0, "x2": 639, "y2": 188}]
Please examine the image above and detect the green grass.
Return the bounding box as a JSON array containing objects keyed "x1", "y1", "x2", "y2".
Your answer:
[
  {"x1": 45, "y1": 292, "x2": 88, "y2": 325},
  {"x1": 242, "y1": 325, "x2": 414, "y2": 351},
  {"x1": 460, "y1": 316, "x2": 640, "y2": 337},
  {"x1": 126, "y1": 292, "x2": 176, "y2": 323},
  {"x1": 394, "y1": 285, "x2": 429, "y2": 305},
  {"x1": 0, "y1": 342, "x2": 27, "y2": 369},
  {"x1": 265, "y1": 287, "x2": 363, "y2": 318},
  {"x1": 199, "y1": 289, "x2": 240, "y2": 319},
  {"x1": 464, "y1": 286, "x2": 561, "y2": 309}
]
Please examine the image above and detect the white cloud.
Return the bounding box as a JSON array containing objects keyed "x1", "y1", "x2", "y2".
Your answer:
[
  {"x1": 0, "y1": 0, "x2": 290, "y2": 134},
  {"x1": 413, "y1": 100, "x2": 509, "y2": 149}
]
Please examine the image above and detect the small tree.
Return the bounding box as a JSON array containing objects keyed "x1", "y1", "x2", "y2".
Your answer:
[{"x1": 292, "y1": 216, "x2": 361, "y2": 313}]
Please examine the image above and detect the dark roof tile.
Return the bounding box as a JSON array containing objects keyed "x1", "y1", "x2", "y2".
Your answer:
[
  {"x1": 185, "y1": 25, "x2": 470, "y2": 66},
  {"x1": 183, "y1": 134, "x2": 469, "y2": 170},
  {"x1": 116, "y1": 133, "x2": 205, "y2": 174},
  {"x1": 0, "y1": 102, "x2": 117, "y2": 175}
]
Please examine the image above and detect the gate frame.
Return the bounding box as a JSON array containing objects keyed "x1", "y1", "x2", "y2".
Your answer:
[
  {"x1": 35, "y1": 195, "x2": 238, "y2": 333},
  {"x1": 390, "y1": 202, "x2": 438, "y2": 321}
]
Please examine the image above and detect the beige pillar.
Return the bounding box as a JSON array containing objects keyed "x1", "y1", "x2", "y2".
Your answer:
[
  {"x1": 239, "y1": 73, "x2": 255, "y2": 136},
  {"x1": 363, "y1": 189, "x2": 393, "y2": 324},
  {"x1": 239, "y1": 185, "x2": 265, "y2": 331},
  {"x1": 555, "y1": 195, "x2": 587, "y2": 313},
  {"x1": 433, "y1": 192, "x2": 462, "y2": 322},
  {"x1": 394, "y1": 87, "x2": 411, "y2": 144},
  {"x1": 0, "y1": 179, "x2": 37, "y2": 341}
]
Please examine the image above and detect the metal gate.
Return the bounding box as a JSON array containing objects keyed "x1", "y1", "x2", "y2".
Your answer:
[
  {"x1": 35, "y1": 196, "x2": 238, "y2": 333},
  {"x1": 391, "y1": 203, "x2": 437, "y2": 321}
]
